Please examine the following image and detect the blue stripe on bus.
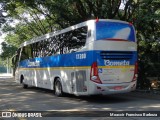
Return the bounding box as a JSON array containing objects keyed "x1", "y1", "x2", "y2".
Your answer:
[{"x1": 19, "y1": 51, "x2": 137, "y2": 68}]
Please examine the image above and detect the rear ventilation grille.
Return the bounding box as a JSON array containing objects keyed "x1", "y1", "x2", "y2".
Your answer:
[{"x1": 100, "y1": 51, "x2": 133, "y2": 60}]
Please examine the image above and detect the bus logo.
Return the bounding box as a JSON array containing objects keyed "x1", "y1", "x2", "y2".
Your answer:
[
  {"x1": 28, "y1": 61, "x2": 40, "y2": 67},
  {"x1": 104, "y1": 60, "x2": 130, "y2": 66}
]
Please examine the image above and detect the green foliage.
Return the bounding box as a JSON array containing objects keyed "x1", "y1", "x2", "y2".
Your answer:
[
  {"x1": 136, "y1": 0, "x2": 160, "y2": 69},
  {"x1": 135, "y1": 0, "x2": 160, "y2": 89},
  {"x1": 0, "y1": 42, "x2": 17, "y2": 59}
]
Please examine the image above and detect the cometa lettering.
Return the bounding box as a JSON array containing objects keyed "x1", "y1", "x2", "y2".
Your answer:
[
  {"x1": 28, "y1": 61, "x2": 40, "y2": 67},
  {"x1": 105, "y1": 60, "x2": 130, "y2": 66}
]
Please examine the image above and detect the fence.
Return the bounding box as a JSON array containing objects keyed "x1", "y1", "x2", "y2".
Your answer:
[{"x1": 0, "y1": 66, "x2": 12, "y2": 73}]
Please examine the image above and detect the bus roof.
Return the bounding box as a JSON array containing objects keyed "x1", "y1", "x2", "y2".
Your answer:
[{"x1": 19, "y1": 19, "x2": 130, "y2": 48}]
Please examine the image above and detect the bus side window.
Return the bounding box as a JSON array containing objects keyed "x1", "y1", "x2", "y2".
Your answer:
[
  {"x1": 20, "y1": 46, "x2": 32, "y2": 60},
  {"x1": 87, "y1": 30, "x2": 91, "y2": 38},
  {"x1": 68, "y1": 26, "x2": 87, "y2": 53}
]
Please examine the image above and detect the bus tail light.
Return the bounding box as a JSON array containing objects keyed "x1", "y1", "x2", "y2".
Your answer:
[
  {"x1": 132, "y1": 61, "x2": 138, "y2": 81},
  {"x1": 90, "y1": 62, "x2": 102, "y2": 84}
]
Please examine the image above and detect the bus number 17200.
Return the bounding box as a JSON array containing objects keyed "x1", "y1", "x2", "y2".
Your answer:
[{"x1": 76, "y1": 53, "x2": 86, "y2": 60}]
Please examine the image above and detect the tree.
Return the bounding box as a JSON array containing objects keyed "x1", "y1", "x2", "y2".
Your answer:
[
  {"x1": 0, "y1": 0, "x2": 125, "y2": 56},
  {"x1": 134, "y1": 0, "x2": 160, "y2": 89},
  {"x1": 0, "y1": 1, "x2": 7, "y2": 27},
  {"x1": 0, "y1": 42, "x2": 17, "y2": 59}
]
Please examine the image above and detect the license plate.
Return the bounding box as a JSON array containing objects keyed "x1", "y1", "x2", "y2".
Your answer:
[{"x1": 114, "y1": 86, "x2": 123, "y2": 90}]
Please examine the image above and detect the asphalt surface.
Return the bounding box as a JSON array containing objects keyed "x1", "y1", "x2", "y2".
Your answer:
[{"x1": 0, "y1": 74, "x2": 160, "y2": 120}]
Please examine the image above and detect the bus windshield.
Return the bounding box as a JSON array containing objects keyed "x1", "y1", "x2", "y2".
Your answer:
[{"x1": 96, "y1": 21, "x2": 136, "y2": 42}]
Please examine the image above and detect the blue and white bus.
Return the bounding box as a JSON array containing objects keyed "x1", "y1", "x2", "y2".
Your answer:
[{"x1": 13, "y1": 19, "x2": 138, "y2": 96}]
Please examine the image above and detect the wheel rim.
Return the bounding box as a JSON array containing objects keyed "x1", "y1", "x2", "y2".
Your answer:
[{"x1": 55, "y1": 81, "x2": 62, "y2": 95}]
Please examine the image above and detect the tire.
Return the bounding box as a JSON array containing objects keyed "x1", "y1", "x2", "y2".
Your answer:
[
  {"x1": 54, "y1": 79, "x2": 63, "y2": 97},
  {"x1": 20, "y1": 76, "x2": 28, "y2": 89},
  {"x1": 22, "y1": 83, "x2": 28, "y2": 89}
]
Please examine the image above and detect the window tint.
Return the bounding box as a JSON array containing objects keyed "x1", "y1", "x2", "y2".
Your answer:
[
  {"x1": 20, "y1": 26, "x2": 87, "y2": 60},
  {"x1": 20, "y1": 47, "x2": 29, "y2": 60},
  {"x1": 87, "y1": 30, "x2": 91, "y2": 38},
  {"x1": 96, "y1": 21, "x2": 135, "y2": 42}
]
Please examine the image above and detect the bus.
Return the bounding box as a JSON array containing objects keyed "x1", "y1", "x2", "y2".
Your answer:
[{"x1": 12, "y1": 19, "x2": 138, "y2": 96}]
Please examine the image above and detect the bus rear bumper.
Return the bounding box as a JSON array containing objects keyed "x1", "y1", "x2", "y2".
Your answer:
[{"x1": 89, "y1": 81, "x2": 137, "y2": 95}]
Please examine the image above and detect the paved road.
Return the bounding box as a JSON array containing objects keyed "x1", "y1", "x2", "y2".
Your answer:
[{"x1": 0, "y1": 75, "x2": 160, "y2": 120}]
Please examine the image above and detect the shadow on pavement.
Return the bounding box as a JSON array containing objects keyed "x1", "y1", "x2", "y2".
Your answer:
[{"x1": 23, "y1": 86, "x2": 135, "y2": 104}]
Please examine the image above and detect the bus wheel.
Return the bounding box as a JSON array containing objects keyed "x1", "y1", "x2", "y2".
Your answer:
[
  {"x1": 23, "y1": 83, "x2": 28, "y2": 89},
  {"x1": 20, "y1": 76, "x2": 28, "y2": 89},
  {"x1": 54, "y1": 79, "x2": 63, "y2": 97}
]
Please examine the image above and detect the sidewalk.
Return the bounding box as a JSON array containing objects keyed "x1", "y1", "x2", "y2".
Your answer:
[{"x1": 0, "y1": 73, "x2": 13, "y2": 78}]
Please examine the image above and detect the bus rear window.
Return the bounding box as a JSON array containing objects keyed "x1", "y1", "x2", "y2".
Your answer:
[{"x1": 96, "y1": 21, "x2": 136, "y2": 42}]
